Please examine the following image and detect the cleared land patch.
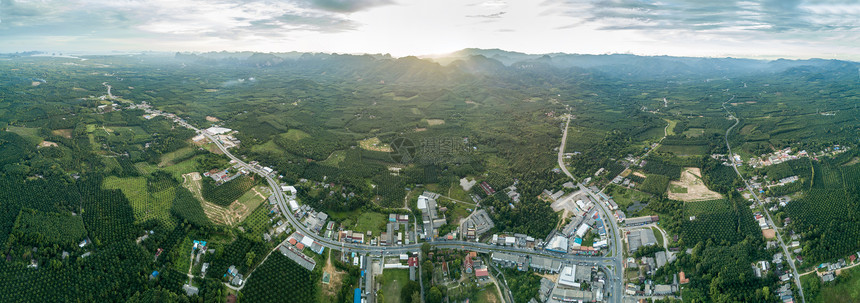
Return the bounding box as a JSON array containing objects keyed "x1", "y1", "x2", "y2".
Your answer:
[
  {"x1": 668, "y1": 167, "x2": 723, "y2": 202},
  {"x1": 180, "y1": 172, "x2": 268, "y2": 226},
  {"x1": 426, "y1": 119, "x2": 445, "y2": 126},
  {"x1": 359, "y1": 137, "x2": 392, "y2": 152}
]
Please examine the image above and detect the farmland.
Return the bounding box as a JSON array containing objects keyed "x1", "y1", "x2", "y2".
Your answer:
[{"x1": 242, "y1": 252, "x2": 320, "y2": 303}]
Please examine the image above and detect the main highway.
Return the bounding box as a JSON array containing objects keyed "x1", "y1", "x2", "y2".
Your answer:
[
  {"x1": 722, "y1": 95, "x2": 805, "y2": 303},
  {"x1": 200, "y1": 130, "x2": 620, "y2": 301},
  {"x1": 557, "y1": 114, "x2": 624, "y2": 303}
]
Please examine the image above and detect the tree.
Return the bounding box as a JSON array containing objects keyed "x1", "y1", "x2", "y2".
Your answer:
[
  {"x1": 245, "y1": 252, "x2": 256, "y2": 267},
  {"x1": 426, "y1": 286, "x2": 443, "y2": 303}
]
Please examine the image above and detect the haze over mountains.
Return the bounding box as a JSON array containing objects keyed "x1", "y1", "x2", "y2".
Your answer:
[{"x1": 165, "y1": 48, "x2": 860, "y2": 81}]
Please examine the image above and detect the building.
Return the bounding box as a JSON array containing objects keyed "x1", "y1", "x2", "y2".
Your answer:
[
  {"x1": 475, "y1": 267, "x2": 489, "y2": 279},
  {"x1": 654, "y1": 284, "x2": 675, "y2": 295},
  {"x1": 183, "y1": 284, "x2": 199, "y2": 296},
  {"x1": 558, "y1": 266, "x2": 580, "y2": 288},
  {"x1": 655, "y1": 251, "x2": 668, "y2": 269},
  {"x1": 627, "y1": 229, "x2": 658, "y2": 253},
  {"x1": 625, "y1": 215, "x2": 659, "y2": 226},
  {"x1": 460, "y1": 209, "x2": 494, "y2": 240},
  {"x1": 546, "y1": 234, "x2": 569, "y2": 253},
  {"x1": 529, "y1": 256, "x2": 562, "y2": 273},
  {"x1": 492, "y1": 252, "x2": 526, "y2": 270}
]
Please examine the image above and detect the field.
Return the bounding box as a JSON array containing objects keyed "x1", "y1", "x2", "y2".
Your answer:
[
  {"x1": 317, "y1": 251, "x2": 345, "y2": 303},
  {"x1": 604, "y1": 184, "x2": 652, "y2": 213},
  {"x1": 667, "y1": 167, "x2": 723, "y2": 202},
  {"x1": 281, "y1": 129, "x2": 311, "y2": 141},
  {"x1": 658, "y1": 144, "x2": 709, "y2": 155},
  {"x1": 103, "y1": 176, "x2": 177, "y2": 229},
  {"x1": 242, "y1": 252, "x2": 319, "y2": 303},
  {"x1": 251, "y1": 140, "x2": 284, "y2": 153},
  {"x1": 806, "y1": 265, "x2": 860, "y2": 303},
  {"x1": 474, "y1": 284, "x2": 501, "y2": 303},
  {"x1": 681, "y1": 199, "x2": 758, "y2": 246},
  {"x1": 329, "y1": 210, "x2": 387, "y2": 236},
  {"x1": 6, "y1": 126, "x2": 42, "y2": 145},
  {"x1": 682, "y1": 128, "x2": 705, "y2": 137},
  {"x1": 181, "y1": 172, "x2": 266, "y2": 226},
  {"x1": 158, "y1": 146, "x2": 196, "y2": 167},
  {"x1": 359, "y1": 137, "x2": 392, "y2": 152},
  {"x1": 377, "y1": 269, "x2": 410, "y2": 303}
]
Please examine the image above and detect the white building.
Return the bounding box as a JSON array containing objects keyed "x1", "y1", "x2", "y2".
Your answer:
[
  {"x1": 558, "y1": 266, "x2": 580, "y2": 288},
  {"x1": 206, "y1": 127, "x2": 232, "y2": 135}
]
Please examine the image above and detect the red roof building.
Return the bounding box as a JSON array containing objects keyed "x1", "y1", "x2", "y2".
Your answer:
[
  {"x1": 296, "y1": 243, "x2": 305, "y2": 250},
  {"x1": 475, "y1": 268, "x2": 489, "y2": 277},
  {"x1": 289, "y1": 238, "x2": 297, "y2": 246},
  {"x1": 464, "y1": 255, "x2": 474, "y2": 273}
]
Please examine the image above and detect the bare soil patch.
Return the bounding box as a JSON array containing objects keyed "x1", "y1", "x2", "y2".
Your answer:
[
  {"x1": 426, "y1": 119, "x2": 445, "y2": 126},
  {"x1": 668, "y1": 167, "x2": 723, "y2": 202},
  {"x1": 52, "y1": 129, "x2": 73, "y2": 138},
  {"x1": 322, "y1": 251, "x2": 344, "y2": 296},
  {"x1": 205, "y1": 116, "x2": 220, "y2": 122},
  {"x1": 38, "y1": 141, "x2": 58, "y2": 148},
  {"x1": 359, "y1": 137, "x2": 392, "y2": 152},
  {"x1": 762, "y1": 229, "x2": 776, "y2": 239}
]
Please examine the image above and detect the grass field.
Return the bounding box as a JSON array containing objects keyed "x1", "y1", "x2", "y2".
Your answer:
[
  {"x1": 658, "y1": 144, "x2": 708, "y2": 155},
  {"x1": 474, "y1": 284, "x2": 501, "y2": 303},
  {"x1": 162, "y1": 156, "x2": 203, "y2": 179},
  {"x1": 322, "y1": 150, "x2": 347, "y2": 166},
  {"x1": 664, "y1": 119, "x2": 677, "y2": 136},
  {"x1": 251, "y1": 140, "x2": 284, "y2": 154},
  {"x1": 652, "y1": 227, "x2": 664, "y2": 247},
  {"x1": 682, "y1": 128, "x2": 705, "y2": 137},
  {"x1": 158, "y1": 146, "x2": 196, "y2": 167},
  {"x1": 172, "y1": 237, "x2": 193, "y2": 273},
  {"x1": 605, "y1": 184, "x2": 652, "y2": 212},
  {"x1": 669, "y1": 184, "x2": 688, "y2": 193},
  {"x1": 447, "y1": 181, "x2": 472, "y2": 202},
  {"x1": 332, "y1": 211, "x2": 387, "y2": 236},
  {"x1": 810, "y1": 265, "x2": 860, "y2": 303},
  {"x1": 377, "y1": 269, "x2": 410, "y2": 303},
  {"x1": 6, "y1": 126, "x2": 42, "y2": 145},
  {"x1": 134, "y1": 162, "x2": 159, "y2": 175},
  {"x1": 282, "y1": 129, "x2": 311, "y2": 141}
]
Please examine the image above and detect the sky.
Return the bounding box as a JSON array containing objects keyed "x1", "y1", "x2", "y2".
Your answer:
[{"x1": 0, "y1": 0, "x2": 858, "y2": 60}]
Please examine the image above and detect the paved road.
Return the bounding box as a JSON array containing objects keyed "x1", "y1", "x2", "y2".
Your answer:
[
  {"x1": 557, "y1": 115, "x2": 577, "y2": 181},
  {"x1": 557, "y1": 114, "x2": 623, "y2": 303},
  {"x1": 722, "y1": 95, "x2": 805, "y2": 303},
  {"x1": 203, "y1": 131, "x2": 617, "y2": 258}
]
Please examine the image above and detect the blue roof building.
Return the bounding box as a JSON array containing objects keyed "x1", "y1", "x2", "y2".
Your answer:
[{"x1": 354, "y1": 288, "x2": 362, "y2": 303}]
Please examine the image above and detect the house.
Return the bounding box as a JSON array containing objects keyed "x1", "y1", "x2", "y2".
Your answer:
[
  {"x1": 231, "y1": 274, "x2": 244, "y2": 286},
  {"x1": 183, "y1": 284, "x2": 199, "y2": 296},
  {"x1": 679, "y1": 271, "x2": 689, "y2": 284},
  {"x1": 475, "y1": 267, "x2": 489, "y2": 279},
  {"x1": 654, "y1": 284, "x2": 674, "y2": 295}
]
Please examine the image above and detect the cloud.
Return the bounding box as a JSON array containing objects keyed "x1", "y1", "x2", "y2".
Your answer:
[
  {"x1": 299, "y1": 0, "x2": 394, "y2": 13},
  {"x1": 0, "y1": 0, "x2": 367, "y2": 42},
  {"x1": 554, "y1": 0, "x2": 860, "y2": 34},
  {"x1": 467, "y1": 11, "x2": 507, "y2": 18}
]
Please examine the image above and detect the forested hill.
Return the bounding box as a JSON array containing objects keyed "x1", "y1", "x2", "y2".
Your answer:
[{"x1": 173, "y1": 49, "x2": 860, "y2": 81}]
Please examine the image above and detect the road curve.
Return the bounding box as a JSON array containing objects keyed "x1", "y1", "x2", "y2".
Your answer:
[{"x1": 722, "y1": 95, "x2": 805, "y2": 303}]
